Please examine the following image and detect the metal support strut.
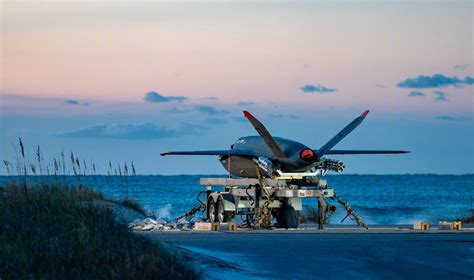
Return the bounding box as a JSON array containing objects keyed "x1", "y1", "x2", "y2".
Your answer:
[
  {"x1": 333, "y1": 192, "x2": 368, "y2": 229},
  {"x1": 317, "y1": 198, "x2": 325, "y2": 230},
  {"x1": 254, "y1": 164, "x2": 274, "y2": 229}
]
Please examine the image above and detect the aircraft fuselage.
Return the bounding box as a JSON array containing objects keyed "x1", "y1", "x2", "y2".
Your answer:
[
  {"x1": 219, "y1": 136, "x2": 317, "y2": 178},
  {"x1": 161, "y1": 110, "x2": 408, "y2": 178}
]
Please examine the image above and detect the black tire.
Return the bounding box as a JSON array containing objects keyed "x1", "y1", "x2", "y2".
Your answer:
[
  {"x1": 276, "y1": 202, "x2": 299, "y2": 229},
  {"x1": 216, "y1": 197, "x2": 233, "y2": 223},
  {"x1": 207, "y1": 198, "x2": 217, "y2": 223}
]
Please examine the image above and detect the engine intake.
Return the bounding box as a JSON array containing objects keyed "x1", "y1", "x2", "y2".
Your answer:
[{"x1": 299, "y1": 148, "x2": 317, "y2": 162}]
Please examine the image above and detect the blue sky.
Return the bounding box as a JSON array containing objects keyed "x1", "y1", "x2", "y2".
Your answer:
[{"x1": 1, "y1": 1, "x2": 473, "y2": 174}]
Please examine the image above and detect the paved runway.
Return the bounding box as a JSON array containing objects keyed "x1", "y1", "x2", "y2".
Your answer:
[{"x1": 141, "y1": 226, "x2": 474, "y2": 279}]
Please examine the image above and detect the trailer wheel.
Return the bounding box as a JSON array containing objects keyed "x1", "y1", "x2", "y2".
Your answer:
[
  {"x1": 276, "y1": 202, "x2": 298, "y2": 229},
  {"x1": 208, "y1": 198, "x2": 217, "y2": 223},
  {"x1": 216, "y1": 197, "x2": 233, "y2": 223}
]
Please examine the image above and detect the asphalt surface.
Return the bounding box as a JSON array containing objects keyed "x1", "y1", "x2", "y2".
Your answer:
[{"x1": 141, "y1": 226, "x2": 474, "y2": 280}]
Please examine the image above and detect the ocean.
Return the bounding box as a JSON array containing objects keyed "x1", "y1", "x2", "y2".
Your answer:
[{"x1": 1, "y1": 175, "x2": 473, "y2": 225}]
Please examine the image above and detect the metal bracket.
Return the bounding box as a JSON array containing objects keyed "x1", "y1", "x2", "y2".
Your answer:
[{"x1": 276, "y1": 169, "x2": 321, "y2": 179}]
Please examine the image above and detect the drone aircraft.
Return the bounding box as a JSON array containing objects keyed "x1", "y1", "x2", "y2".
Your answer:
[{"x1": 161, "y1": 110, "x2": 409, "y2": 178}]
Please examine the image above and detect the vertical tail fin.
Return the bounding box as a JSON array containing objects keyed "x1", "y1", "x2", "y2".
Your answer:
[
  {"x1": 317, "y1": 110, "x2": 370, "y2": 157},
  {"x1": 243, "y1": 111, "x2": 287, "y2": 159}
]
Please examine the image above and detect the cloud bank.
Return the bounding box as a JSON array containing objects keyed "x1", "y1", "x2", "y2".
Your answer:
[
  {"x1": 434, "y1": 91, "x2": 448, "y2": 102},
  {"x1": 64, "y1": 99, "x2": 88, "y2": 105},
  {"x1": 267, "y1": 113, "x2": 298, "y2": 119},
  {"x1": 144, "y1": 91, "x2": 187, "y2": 103},
  {"x1": 396, "y1": 74, "x2": 473, "y2": 88},
  {"x1": 194, "y1": 105, "x2": 228, "y2": 115},
  {"x1": 434, "y1": 115, "x2": 462, "y2": 121},
  {"x1": 58, "y1": 122, "x2": 205, "y2": 139},
  {"x1": 454, "y1": 64, "x2": 471, "y2": 71},
  {"x1": 300, "y1": 84, "x2": 336, "y2": 93},
  {"x1": 408, "y1": 91, "x2": 425, "y2": 97},
  {"x1": 237, "y1": 101, "x2": 256, "y2": 106},
  {"x1": 464, "y1": 77, "x2": 474, "y2": 85}
]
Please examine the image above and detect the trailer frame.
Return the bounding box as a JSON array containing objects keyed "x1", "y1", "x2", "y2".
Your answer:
[{"x1": 199, "y1": 176, "x2": 335, "y2": 229}]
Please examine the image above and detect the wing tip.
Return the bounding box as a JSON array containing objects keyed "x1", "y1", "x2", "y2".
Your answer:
[
  {"x1": 243, "y1": 110, "x2": 254, "y2": 119},
  {"x1": 361, "y1": 110, "x2": 370, "y2": 118},
  {"x1": 160, "y1": 152, "x2": 167, "y2": 156}
]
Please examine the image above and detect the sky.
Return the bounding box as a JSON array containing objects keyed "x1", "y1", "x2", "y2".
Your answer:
[{"x1": 1, "y1": 1, "x2": 473, "y2": 175}]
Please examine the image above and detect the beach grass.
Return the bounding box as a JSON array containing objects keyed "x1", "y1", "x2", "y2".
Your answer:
[
  {"x1": 115, "y1": 197, "x2": 147, "y2": 216},
  {"x1": 0, "y1": 182, "x2": 198, "y2": 279},
  {"x1": 460, "y1": 211, "x2": 474, "y2": 223}
]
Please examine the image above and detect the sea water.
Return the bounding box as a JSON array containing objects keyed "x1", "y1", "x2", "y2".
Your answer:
[{"x1": 1, "y1": 175, "x2": 472, "y2": 225}]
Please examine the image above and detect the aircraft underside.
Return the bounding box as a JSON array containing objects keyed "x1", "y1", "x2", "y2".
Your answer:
[
  {"x1": 219, "y1": 155, "x2": 313, "y2": 178},
  {"x1": 219, "y1": 156, "x2": 259, "y2": 178}
]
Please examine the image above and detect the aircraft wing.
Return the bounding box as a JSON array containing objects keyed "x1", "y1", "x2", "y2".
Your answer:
[
  {"x1": 160, "y1": 149, "x2": 257, "y2": 157},
  {"x1": 324, "y1": 150, "x2": 410, "y2": 155},
  {"x1": 317, "y1": 110, "x2": 370, "y2": 157},
  {"x1": 243, "y1": 111, "x2": 288, "y2": 159}
]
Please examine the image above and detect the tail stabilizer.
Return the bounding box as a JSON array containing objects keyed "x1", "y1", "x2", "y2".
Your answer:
[
  {"x1": 160, "y1": 149, "x2": 256, "y2": 157},
  {"x1": 243, "y1": 111, "x2": 287, "y2": 159},
  {"x1": 324, "y1": 150, "x2": 410, "y2": 155},
  {"x1": 317, "y1": 110, "x2": 369, "y2": 157}
]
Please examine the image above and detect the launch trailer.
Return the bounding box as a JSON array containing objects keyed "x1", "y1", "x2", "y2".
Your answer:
[{"x1": 199, "y1": 176, "x2": 335, "y2": 229}]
